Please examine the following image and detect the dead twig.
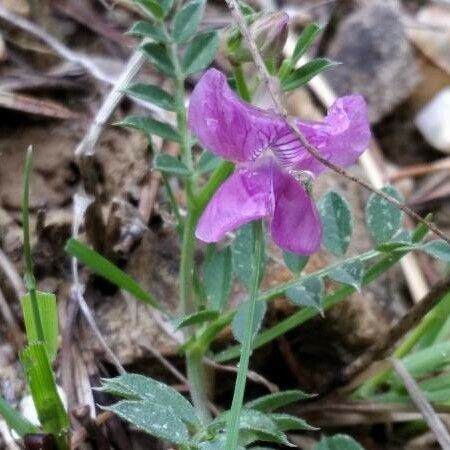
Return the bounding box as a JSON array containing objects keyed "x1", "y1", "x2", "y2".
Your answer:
[
  {"x1": 0, "y1": 248, "x2": 25, "y2": 300},
  {"x1": 387, "y1": 157, "x2": 450, "y2": 182},
  {"x1": 340, "y1": 273, "x2": 450, "y2": 384},
  {"x1": 224, "y1": 0, "x2": 450, "y2": 246},
  {"x1": 391, "y1": 357, "x2": 450, "y2": 449}
]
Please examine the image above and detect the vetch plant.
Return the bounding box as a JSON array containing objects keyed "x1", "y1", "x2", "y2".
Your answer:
[{"x1": 3, "y1": 1, "x2": 450, "y2": 449}]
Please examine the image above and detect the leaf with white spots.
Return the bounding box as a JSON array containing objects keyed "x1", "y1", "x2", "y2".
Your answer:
[
  {"x1": 365, "y1": 186, "x2": 403, "y2": 244},
  {"x1": 104, "y1": 400, "x2": 188, "y2": 444},
  {"x1": 285, "y1": 277, "x2": 324, "y2": 312},
  {"x1": 422, "y1": 240, "x2": 450, "y2": 262},
  {"x1": 232, "y1": 299, "x2": 267, "y2": 344},
  {"x1": 100, "y1": 373, "x2": 200, "y2": 428},
  {"x1": 328, "y1": 259, "x2": 364, "y2": 291},
  {"x1": 318, "y1": 191, "x2": 353, "y2": 256},
  {"x1": 283, "y1": 251, "x2": 309, "y2": 273},
  {"x1": 232, "y1": 222, "x2": 266, "y2": 290}
]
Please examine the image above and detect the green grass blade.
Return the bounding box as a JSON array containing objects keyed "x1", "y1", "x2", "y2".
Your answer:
[
  {"x1": 23, "y1": 291, "x2": 58, "y2": 362},
  {"x1": 65, "y1": 238, "x2": 160, "y2": 309},
  {"x1": 0, "y1": 395, "x2": 38, "y2": 437}
]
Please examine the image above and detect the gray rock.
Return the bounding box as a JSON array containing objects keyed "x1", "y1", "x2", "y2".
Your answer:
[{"x1": 325, "y1": 0, "x2": 419, "y2": 123}]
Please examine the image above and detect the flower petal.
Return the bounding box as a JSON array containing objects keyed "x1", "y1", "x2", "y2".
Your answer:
[
  {"x1": 273, "y1": 95, "x2": 371, "y2": 175},
  {"x1": 188, "y1": 69, "x2": 285, "y2": 163},
  {"x1": 195, "y1": 162, "x2": 275, "y2": 242},
  {"x1": 270, "y1": 168, "x2": 322, "y2": 255}
]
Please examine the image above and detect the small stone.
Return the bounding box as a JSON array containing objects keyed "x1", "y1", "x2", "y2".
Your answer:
[
  {"x1": 415, "y1": 88, "x2": 450, "y2": 154},
  {"x1": 325, "y1": 0, "x2": 419, "y2": 123}
]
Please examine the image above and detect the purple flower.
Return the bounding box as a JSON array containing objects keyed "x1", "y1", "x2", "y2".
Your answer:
[{"x1": 188, "y1": 69, "x2": 370, "y2": 255}]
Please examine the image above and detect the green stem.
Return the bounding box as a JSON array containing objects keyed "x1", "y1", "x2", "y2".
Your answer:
[
  {"x1": 186, "y1": 346, "x2": 211, "y2": 425},
  {"x1": 233, "y1": 64, "x2": 251, "y2": 102},
  {"x1": 225, "y1": 221, "x2": 263, "y2": 450},
  {"x1": 22, "y1": 147, "x2": 45, "y2": 343}
]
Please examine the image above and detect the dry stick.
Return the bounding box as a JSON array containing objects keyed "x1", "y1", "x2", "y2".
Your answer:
[
  {"x1": 224, "y1": 0, "x2": 450, "y2": 247},
  {"x1": 391, "y1": 357, "x2": 450, "y2": 449},
  {"x1": 340, "y1": 273, "x2": 450, "y2": 384},
  {"x1": 388, "y1": 157, "x2": 450, "y2": 182}
]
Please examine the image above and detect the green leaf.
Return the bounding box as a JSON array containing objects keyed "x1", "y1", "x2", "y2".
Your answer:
[
  {"x1": 183, "y1": 31, "x2": 219, "y2": 76},
  {"x1": 101, "y1": 373, "x2": 200, "y2": 428},
  {"x1": 422, "y1": 240, "x2": 450, "y2": 262},
  {"x1": 232, "y1": 222, "x2": 266, "y2": 290},
  {"x1": 203, "y1": 245, "x2": 233, "y2": 310},
  {"x1": 282, "y1": 58, "x2": 339, "y2": 91},
  {"x1": 22, "y1": 291, "x2": 58, "y2": 361},
  {"x1": 365, "y1": 185, "x2": 404, "y2": 244},
  {"x1": 238, "y1": 409, "x2": 293, "y2": 447},
  {"x1": 232, "y1": 299, "x2": 266, "y2": 344},
  {"x1": 318, "y1": 191, "x2": 353, "y2": 256},
  {"x1": 127, "y1": 21, "x2": 169, "y2": 42},
  {"x1": 328, "y1": 259, "x2": 364, "y2": 291},
  {"x1": 172, "y1": 310, "x2": 220, "y2": 329},
  {"x1": 118, "y1": 116, "x2": 180, "y2": 143},
  {"x1": 291, "y1": 23, "x2": 322, "y2": 64},
  {"x1": 104, "y1": 400, "x2": 188, "y2": 444},
  {"x1": 0, "y1": 395, "x2": 38, "y2": 437},
  {"x1": 314, "y1": 434, "x2": 365, "y2": 450},
  {"x1": 196, "y1": 150, "x2": 221, "y2": 176},
  {"x1": 65, "y1": 238, "x2": 160, "y2": 309},
  {"x1": 153, "y1": 153, "x2": 191, "y2": 176},
  {"x1": 134, "y1": 0, "x2": 173, "y2": 19},
  {"x1": 282, "y1": 251, "x2": 309, "y2": 273},
  {"x1": 172, "y1": 0, "x2": 205, "y2": 43},
  {"x1": 286, "y1": 277, "x2": 324, "y2": 311},
  {"x1": 245, "y1": 390, "x2": 313, "y2": 412},
  {"x1": 269, "y1": 413, "x2": 318, "y2": 432},
  {"x1": 20, "y1": 343, "x2": 69, "y2": 435},
  {"x1": 126, "y1": 83, "x2": 175, "y2": 111},
  {"x1": 141, "y1": 42, "x2": 175, "y2": 77}
]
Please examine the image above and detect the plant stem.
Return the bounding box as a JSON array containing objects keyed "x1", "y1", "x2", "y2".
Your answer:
[
  {"x1": 186, "y1": 346, "x2": 211, "y2": 425},
  {"x1": 233, "y1": 64, "x2": 251, "y2": 102},
  {"x1": 22, "y1": 147, "x2": 45, "y2": 343},
  {"x1": 225, "y1": 220, "x2": 263, "y2": 450}
]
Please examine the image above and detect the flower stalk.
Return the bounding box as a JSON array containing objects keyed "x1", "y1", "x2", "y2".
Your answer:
[{"x1": 225, "y1": 220, "x2": 264, "y2": 450}]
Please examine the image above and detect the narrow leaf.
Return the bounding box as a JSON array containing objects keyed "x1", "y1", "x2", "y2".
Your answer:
[
  {"x1": 196, "y1": 150, "x2": 221, "y2": 176},
  {"x1": 101, "y1": 373, "x2": 199, "y2": 428},
  {"x1": 203, "y1": 245, "x2": 233, "y2": 310},
  {"x1": 172, "y1": 0, "x2": 205, "y2": 43},
  {"x1": 134, "y1": 0, "x2": 173, "y2": 19},
  {"x1": 0, "y1": 395, "x2": 38, "y2": 437},
  {"x1": 328, "y1": 259, "x2": 364, "y2": 291},
  {"x1": 65, "y1": 238, "x2": 159, "y2": 308},
  {"x1": 286, "y1": 277, "x2": 323, "y2": 311},
  {"x1": 232, "y1": 222, "x2": 266, "y2": 290},
  {"x1": 118, "y1": 116, "x2": 180, "y2": 143},
  {"x1": 269, "y1": 413, "x2": 318, "y2": 432},
  {"x1": 245, "y1": 390, "x2": 313, "y2": 412},
  {"x1": 172, "y1": 310, "x2": 220, "y2": 329},
  {"x1": 291, "y1": 23, "x2": 322, "y2": 65},
  {"x1": 20, "y1": 343, "x2": 69, "y2": 435},
  {"x1": 126, "y1": 83, "x2": 175, "y2": 111},
  {"x1": 422, "y1": 240, "x2": 450, "y2": 262},
  {"x1": 318, "y1": 191, "x2": 353, "y2": 256},
  {"x1": 282, "y1": 251, "x2": 309, "y2": 273},
  {"x1": 282, "y1": 58, "x2": 339, "y2": 91},
  {"x1": 127, "y1": 21, "x2": 169, "y2": 42},
  {"x1": 22, "y1": 291, "x2": 58, "y2": 361},
  {"x1": 104, "y1": 400, "x2": 188, "y2": 444},
  {"x1": 232, "y1": 300, "x2": 267, "y2": 344},
  {"x1": 365, "y1": 185, "x2": 403, "y2": 244},
  {"x1": 183, "y1": 31, "x2": 219, "y2": 76},
  {"x1": 153, "y1": 154, "x2": 191, "y2": 176},
  {"x1": 141, "y1": 42, "x2": 175, "y2": 77}
]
